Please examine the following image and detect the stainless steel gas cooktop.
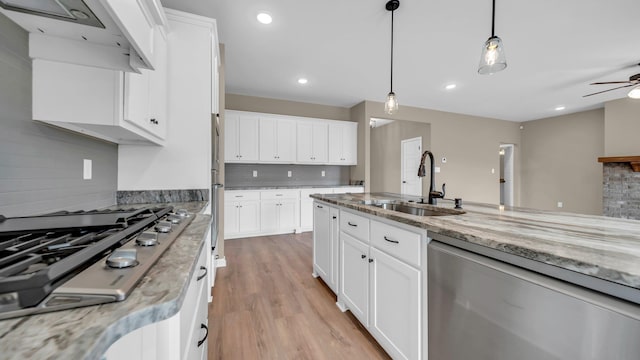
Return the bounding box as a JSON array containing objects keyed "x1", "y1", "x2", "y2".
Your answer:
[{"x1": 0, "y1": 206, "x2": 193, "y2": 320}]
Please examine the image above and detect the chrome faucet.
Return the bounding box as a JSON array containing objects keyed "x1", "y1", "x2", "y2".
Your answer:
[{"x1": 418, "y1": 150, "x2": 445, "y2": 205}]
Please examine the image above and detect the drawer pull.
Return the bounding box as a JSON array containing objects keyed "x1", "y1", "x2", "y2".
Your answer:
[
  {"x1": 348, "y1": 222, "x2": 357, "y2": 227},
  {"x1": 332, "y1": 216, "x2": 337, "y2": 219},
  {"x1": 197, "y1": 323, "x2": 209, "y2": 347},
  {"x1": 197, "y1": 266, "x2": 208, "y2": 281},
  {"x1": 235, "y1": 195, "x2": 243, "y2": 198},
  {"x1": 316, "y1": 205, "x2": 323, "y2": 208},
  {"x1": 276, "y1": 194, "x2": 283, "y2": 196},
  {"x1": 384, "y1": 236, "x2": 399, "y2": 244}
]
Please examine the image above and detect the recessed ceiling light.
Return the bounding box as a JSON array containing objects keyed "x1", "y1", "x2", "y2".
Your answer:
[
  {"x1": 445, "y1": 84, "x2": 457, "y2": 90},
  {"x1": 555, "y1": 106, "x2": 565, "y2": 111},
  {"x1": 257, "y1": 13, "x2": 272, "y2": 24},
  {"x1": 297, "y1": 78, "x2": 308, "y2": 85}
]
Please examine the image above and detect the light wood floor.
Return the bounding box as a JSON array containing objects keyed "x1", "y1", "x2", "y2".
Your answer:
[{"x1": 207, "y1": 232, "x2": 391, "y2": 360}]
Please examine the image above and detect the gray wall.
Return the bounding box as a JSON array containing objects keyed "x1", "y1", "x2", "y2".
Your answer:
[
  {"x1": 604, "y1": 98, "x2": 640, "y2": 156},
  {"x1": 520, "y1": 109, "x2": 604, "y2": 215},
  {"x1": 0, "y1": 14, "x2": 117, "y2": 216},
  {"x1": 225, "y1": 164, "x2": 350, "y2": 188},
  {"x1": 370, "y1": 120, "x2": 431, "y2": 194}
]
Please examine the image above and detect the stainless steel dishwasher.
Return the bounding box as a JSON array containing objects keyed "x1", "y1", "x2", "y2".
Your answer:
[{"x1": 428, "y1": 241, "x2": 640, "y2": 360}]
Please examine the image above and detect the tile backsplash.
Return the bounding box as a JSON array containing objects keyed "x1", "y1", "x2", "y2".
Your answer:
[{"x1": 225, "y1": 164, "x2": 350, "y2": 188}]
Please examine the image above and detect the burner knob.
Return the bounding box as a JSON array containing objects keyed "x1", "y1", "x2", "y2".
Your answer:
[
  {"x1": 136, "y1": 231, "x2": 158, "y2": 246},
  {"x1": 155, "y1": 221, "x2": 172, "y2": 233},
  {"x1": 175, "y1": 209, "x2": 189, "y2": 217},
  {"x1": 166, "y1": 214, "x2": 182, "y2": 224},
  {"x1": 106, "y1": 249, "x2": 138, "y2": 268}
]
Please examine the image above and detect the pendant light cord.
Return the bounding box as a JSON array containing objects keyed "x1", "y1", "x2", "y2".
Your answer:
[
  {"x1": 491, "y1": 0, "x2": 495, "y2": 37},
  {"x1": 390, "y1": 7, "x2": 394, "y2": 93}
]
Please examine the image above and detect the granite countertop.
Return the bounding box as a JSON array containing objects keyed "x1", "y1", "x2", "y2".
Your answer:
[
  {"x1": 0, "y1": 202, "x2": 211, "y2": 360},
  {"x1": 311, "y1": 192, "x2": 640, "y2": 302},
  {"x1": 226, "y1": 184, "x2": 363, "y2": 190}
]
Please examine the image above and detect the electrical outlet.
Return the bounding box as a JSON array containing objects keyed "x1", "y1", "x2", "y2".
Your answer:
[
  {"x1": 434, "y1": 167, "x2": 441, "y2": 173},
  {"x1": 83, "y1": 159, "x2": 92, "y2": 180},
  {"x1": 287, "y1": 171, "x2": 292, "y2": 177},
  {"x1": 491, "y1": 168, "x2": 495, "y2": 174},
  {"x1": 557, "y1": 201, "x2": 563, "y2": 208},
  {"x1": 321, "y1": 170, "x2": 325, "y2": 177},
  {"x1": 253, "y1": 170, "x2": 258, "y2": 177}
]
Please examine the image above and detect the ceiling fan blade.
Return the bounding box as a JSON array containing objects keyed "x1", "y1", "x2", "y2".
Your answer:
[
  {"x1": 589, "y1": 81, "x2": 634, "y2": 85},
  {"x1": 583, "y1": 84, "x2": 635, "y2": 97}
]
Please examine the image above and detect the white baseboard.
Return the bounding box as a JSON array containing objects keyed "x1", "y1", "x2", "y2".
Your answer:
[{"x1": 215, "y1": 257, "x2": 227, "y2": 268}]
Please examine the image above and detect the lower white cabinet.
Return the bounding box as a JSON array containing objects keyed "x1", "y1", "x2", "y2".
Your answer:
[
  {"x1": 333, "y1": 213, "x2": 425, "y2": 360},
  {"x1": 300, "y1": 187, "x2": 364, "y2": 232},
  {"x1": 312, "y1": 203, "x2": 339, "y2": 293},
  {"x1": 104, "y1": 243, "x2": 210, "y2": 360},
  {"x1": 259, "y1": 190, "x2": 299, "y2": 234},
  {"x1": 224, "y1": 191, "x2": 260, "y2": 238}
]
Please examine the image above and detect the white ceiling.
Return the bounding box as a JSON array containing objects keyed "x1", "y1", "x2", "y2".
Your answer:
[{"x1": 162, "y1": 0, "x2": 640, "y2": 122}]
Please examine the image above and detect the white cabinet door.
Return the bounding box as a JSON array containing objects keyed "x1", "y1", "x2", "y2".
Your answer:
[
  {"x1": 300, "y1": 199, "x2": 314, "y2": 231},
  {"x1": 238, "y1": 200, "x2": 260, "y2": 233},
  {"x1": 147, "y1": 28, "x2": 168, "y2": 139},
  {"x1": 224, "y1": 202, "x2": 239, "y2": 236},
  {"x1": 224, "y1": 113, "x2": 239, "y2": 162},
  {"x1": 124, "y1": 68, "x2": 151, "y2": 131},
  {"x1": 259, "y1": 118, "x2": 278, "y2": 162},
  {"x1": 329, "y1": 122, "x2": 357, "y2": 165},
  {"x1": 297, "y1": 121, "x2": 328, "y2": 163},
  {"x1": 340, "y1": 232, "x2": 369, "y2": 326},
  {"x1": 329, "y1": 207, "x2": 340, "y2": 291},
  {"x1": 225, "y1": 112, "x2": 259, "y2": 162},
  {"x1": 369, "y1": 247, "x2": 421, "y2": 360},
  {"x1": 260, "y1": 201, "x2": 279, "y2": 232},
  {"x1": 278, "y1": 199, "x2": 298, "y2": 231},
  {"x1": 276, "y1": 119, "x2": 297, "y2": 162},
  {"x1": 313, "y1": 203, "x2": 331, "y2": 282}
]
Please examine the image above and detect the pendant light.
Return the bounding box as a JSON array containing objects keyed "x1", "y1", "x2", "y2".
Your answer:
[
  {"x1": 384, "y1": 0, "x2": 400, "y2": 115},
  {"x1": 478, "y1": 0, "x2": 507, "y2": 74}
]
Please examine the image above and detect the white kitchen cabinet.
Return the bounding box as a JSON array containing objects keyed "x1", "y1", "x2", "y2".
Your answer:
[
  {"x1": 313, "y1": 202, "x2": 340, "y2": 293},
  {"x1": 297, "y1": 121, "x2": 329, "y2": 163},
  {"x1": 259, "y1": 117, "x2": 296, "y2": 163},
  {"x1": 224, "y1": 112, "x2": 259, "y2": 162},
  {"x1": 369, "y1": 246, "x2": 421, "y2": 360},
  {"x1": 105, "y1": 241, "x2": 209, "y2": 360},
  {"x1": 259, "y1": 190, "x2": 299, "y2": 234},
  {"x1": 32, "y1": 58, "x2": 165, "y2": 145},
  {"x1": 328, "y1": 122, "x2": 358, "y2": 165},
  {"x1": 123, "y1": 26, "x2": 168, "y2": 139},
  {"x1": 224, "y1": 191, "x2": 260, "y2": 238},
  {"x1": 340, "y1": 232, "x2": 370, "y2": 326}
]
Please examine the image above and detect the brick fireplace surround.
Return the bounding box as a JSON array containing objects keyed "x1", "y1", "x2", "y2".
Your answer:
[{"x1": 600, "y1": 156, "x2": 640, "y2": 220}]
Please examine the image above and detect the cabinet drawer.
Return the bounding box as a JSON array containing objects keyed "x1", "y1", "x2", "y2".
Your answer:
[
  {"x1": 180, "y1": 246, "x2": 208, "y2": 355},
  {"x1": 371, "y1": 221, "x2": 422, "y2": 268},
  {"x1": 340, "y1": 211, "x2": 370, "y2": 242},
  {"x1": 225, "y1": 191, "x2": 260, "y2": 201},
  {"x1": 260, "y1": 190, "x2": 299, "y2": 200}
]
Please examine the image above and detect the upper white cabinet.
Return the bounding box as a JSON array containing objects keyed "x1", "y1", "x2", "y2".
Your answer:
[
  {"x1": 0, "y1": 0, "x2": 167, "y2": 72},
  {"x1": 296, "y1": 121, "x2": 329, "y2": 163},
  {"x1": 329, "y1": 122, "x2": 358, "y2": 165},
  {"x1": 225, "y1": 113, "x2": 259, "y2": 162},
  {"x1": 259, "y1": 117, "x2": 296, "y2": 163},
  {"x1": 32, "y1": 58, "x2": 166, "y2": 145}
]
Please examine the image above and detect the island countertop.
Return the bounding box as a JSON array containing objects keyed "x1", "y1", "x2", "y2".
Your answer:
[
  {"x1": 0, "y1": 202, "x2": 210, "y2": 360},
  {"x1": 311, "y1": 192, "x2": 640, "y2": 303}
]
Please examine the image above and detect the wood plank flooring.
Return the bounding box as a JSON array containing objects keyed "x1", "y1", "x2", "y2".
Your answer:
[{"x1": 207, "y1": 232, "x2": 391, "y2": 360}]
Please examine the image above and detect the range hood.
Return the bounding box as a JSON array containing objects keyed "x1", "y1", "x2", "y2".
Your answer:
[{"x1": 0, "y1": 0, "x2": 104, "y2": 28}]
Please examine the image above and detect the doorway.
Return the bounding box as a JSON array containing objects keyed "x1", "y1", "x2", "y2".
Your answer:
[
  {"x1": 499, "y1": 144, "x2": 514, "y2": 206},
  {"x1": 401, "y1": 137, "x2": 422, "y2": 196}
]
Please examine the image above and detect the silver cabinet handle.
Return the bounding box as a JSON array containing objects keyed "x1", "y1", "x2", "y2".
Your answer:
[
  {"x1": 384, "y1": 236, "x2": 399, "y2": 244},
  {"x1": 348, "y1": 222, "x2": 357, "y2": 227}
]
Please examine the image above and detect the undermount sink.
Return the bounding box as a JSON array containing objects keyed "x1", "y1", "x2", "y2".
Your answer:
[{"x1": 372, "y1": 202, "x2": 464, "y2": 216}]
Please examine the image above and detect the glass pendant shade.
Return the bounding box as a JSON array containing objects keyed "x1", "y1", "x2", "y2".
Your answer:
[
  {"x1": 478, "y1": 36, "x2": 507, "y2": 74},
  {"x1": 385, "y1": 92, "x2": 399, "y2": 115},
  {"x1": 628, "y1": 86, "x2": 640, "y2": 99}
]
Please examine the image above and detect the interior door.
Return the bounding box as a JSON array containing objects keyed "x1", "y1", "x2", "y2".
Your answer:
[{"x1": 401, "y1": 137, "x2": 422, "y2": 196}]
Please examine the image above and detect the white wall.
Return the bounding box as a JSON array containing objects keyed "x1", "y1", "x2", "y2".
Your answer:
[{"x1": 118, "y1": 12, "x2": 213, "y2": 190}]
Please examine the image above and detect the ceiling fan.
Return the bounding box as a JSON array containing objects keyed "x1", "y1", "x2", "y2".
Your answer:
[{"x1": 584, "y1": 64, "x2": 640, "y2": 98}]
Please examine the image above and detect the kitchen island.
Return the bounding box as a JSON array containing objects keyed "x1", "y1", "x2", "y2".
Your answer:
[
  {"x1": 311, "y1": 192, "x2": 640, "y2": 359},
  {"x1": 0, "y1": 202, "x2": 211, "y2": 360}
]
